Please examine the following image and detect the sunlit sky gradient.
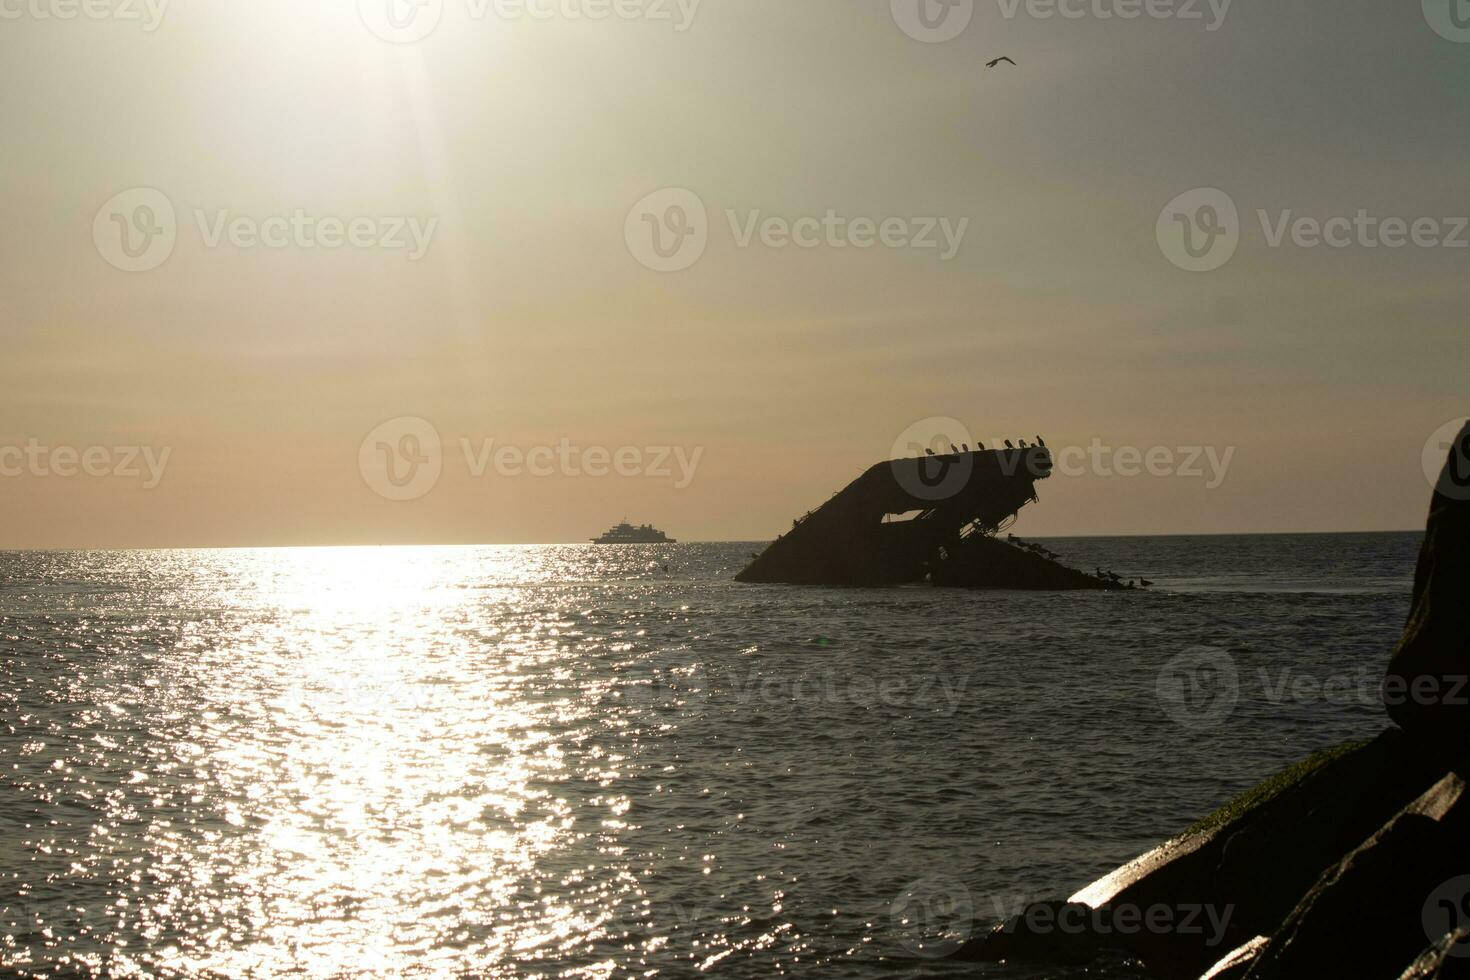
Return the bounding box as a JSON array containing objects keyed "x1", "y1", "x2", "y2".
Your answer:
[{"x1": 2, "y1": 1, "x2": 1467, "y2": 548}]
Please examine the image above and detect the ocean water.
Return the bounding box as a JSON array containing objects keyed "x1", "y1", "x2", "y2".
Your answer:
[{"x1": 0, "y1": 533, "x2": 1421, "y2": 978}]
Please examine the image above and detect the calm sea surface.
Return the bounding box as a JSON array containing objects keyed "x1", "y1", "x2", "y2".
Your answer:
[{"x1": 0, "y1": 533, "x2": 1421, "y2": 978}]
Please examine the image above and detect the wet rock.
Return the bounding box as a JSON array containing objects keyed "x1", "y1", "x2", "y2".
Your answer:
[
  {"x1": 1399, "y1": 928, "x2": 1470, "y2": 979},
  {"x1": 1199, "y1": 936, "x2": 1268, "y2": 980},
  {"x1": 1243, "y1": 771, "x2": 1470, "y2": 979},
  {"x1": 950, "y1": 733, "x2": 1449, "y2": 977},
  {"x1": 1078, "y1": 731, "x2": 1445, "y2": 977},
  {"x1": 1384, "y1": 420, "x2": 1470, "y2": 749}
]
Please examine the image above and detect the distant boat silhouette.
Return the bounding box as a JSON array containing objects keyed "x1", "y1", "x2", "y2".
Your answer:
[{"x1": 591, "y1": 520, "x2": 675, "y2": 544}]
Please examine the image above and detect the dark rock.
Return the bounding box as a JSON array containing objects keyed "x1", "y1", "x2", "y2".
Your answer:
[
  {"x1": 1399, "y1": 928, "x2": 1470, "y2": 979},
  {"x1": 1384, "y1": 420, "x2": 1470, "y2": 749},
  {"x1": 942, "y1": 427, "x2": 1470, "y2": 978},
  {"x1": 1199, "y1": 936, "x2": 1268, "y2": 980},
  {"x1": 1243, "y1": 770, "x2": 1470, "y2": 979},
  {"x1": 1064, "y1": 731, "x2": 1447, "y2": 977}
]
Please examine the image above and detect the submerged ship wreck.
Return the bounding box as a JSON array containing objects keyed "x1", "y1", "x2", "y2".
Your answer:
[{"x1": 737, "y1": 443, "x2": 1126, "y2": 590}]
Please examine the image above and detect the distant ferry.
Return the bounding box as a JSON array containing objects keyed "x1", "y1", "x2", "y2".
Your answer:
[{"x1": 591, "y1": 521, "x2": 677, "y2": 544}]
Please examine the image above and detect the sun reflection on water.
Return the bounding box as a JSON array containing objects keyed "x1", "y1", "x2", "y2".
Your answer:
[{"x1": 4, "y1": 547, "x2": 682, "y2": 978}]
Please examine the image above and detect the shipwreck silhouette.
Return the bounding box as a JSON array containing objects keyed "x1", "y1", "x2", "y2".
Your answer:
[{"x1": 736, "y1": 445, "x2": 1124, "y2": 589}]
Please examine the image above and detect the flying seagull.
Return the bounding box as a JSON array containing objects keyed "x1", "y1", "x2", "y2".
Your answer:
[{"x1": 987, "y1": 56, "x2": 1017, "y2": 68}]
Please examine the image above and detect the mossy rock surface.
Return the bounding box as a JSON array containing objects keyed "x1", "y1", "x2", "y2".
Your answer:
[
  {"x1": 1181, "y1": 739, "x2": 1367, "y2": 839},
  {"x1": 984, "y1": 730, "x2": 1453, "y2": 979}
]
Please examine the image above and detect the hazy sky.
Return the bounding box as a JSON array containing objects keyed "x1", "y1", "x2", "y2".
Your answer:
[{"x1": 2, "y1": 0, "x2": 1467, "y2": 547}]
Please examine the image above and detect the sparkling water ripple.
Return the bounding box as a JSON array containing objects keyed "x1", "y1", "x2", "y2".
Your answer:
[{"x1": 0, "y1": 534, "x2": 1420, "y2": 977}]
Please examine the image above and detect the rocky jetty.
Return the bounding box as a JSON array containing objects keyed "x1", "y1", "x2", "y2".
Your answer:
[{"x1": 951, "y1": 422, "x2": 1470, "y2": 978}]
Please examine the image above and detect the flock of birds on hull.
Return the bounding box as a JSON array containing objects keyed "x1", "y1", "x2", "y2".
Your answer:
[
  {"x1": 923, "y1": 436, "x2": 1047, "y2": 456},
  {"x1": 910, "y1": 433, "x2": 1156, "y2": 590},
  {"x1": 1005, "y1": 534, "x2": 1154, "y2": 590}
]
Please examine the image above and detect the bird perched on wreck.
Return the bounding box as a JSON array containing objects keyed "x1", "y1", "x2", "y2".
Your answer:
[
  {"x1": 1004, "y1": 440, "x2": 1014, "y2": 449},
  {"x1": 1019, "y1": 439, "x2": 1029, "y2": 448},
  {"x1": 1036, "y1": 436, "x2": 1046, "y2": 447}
]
